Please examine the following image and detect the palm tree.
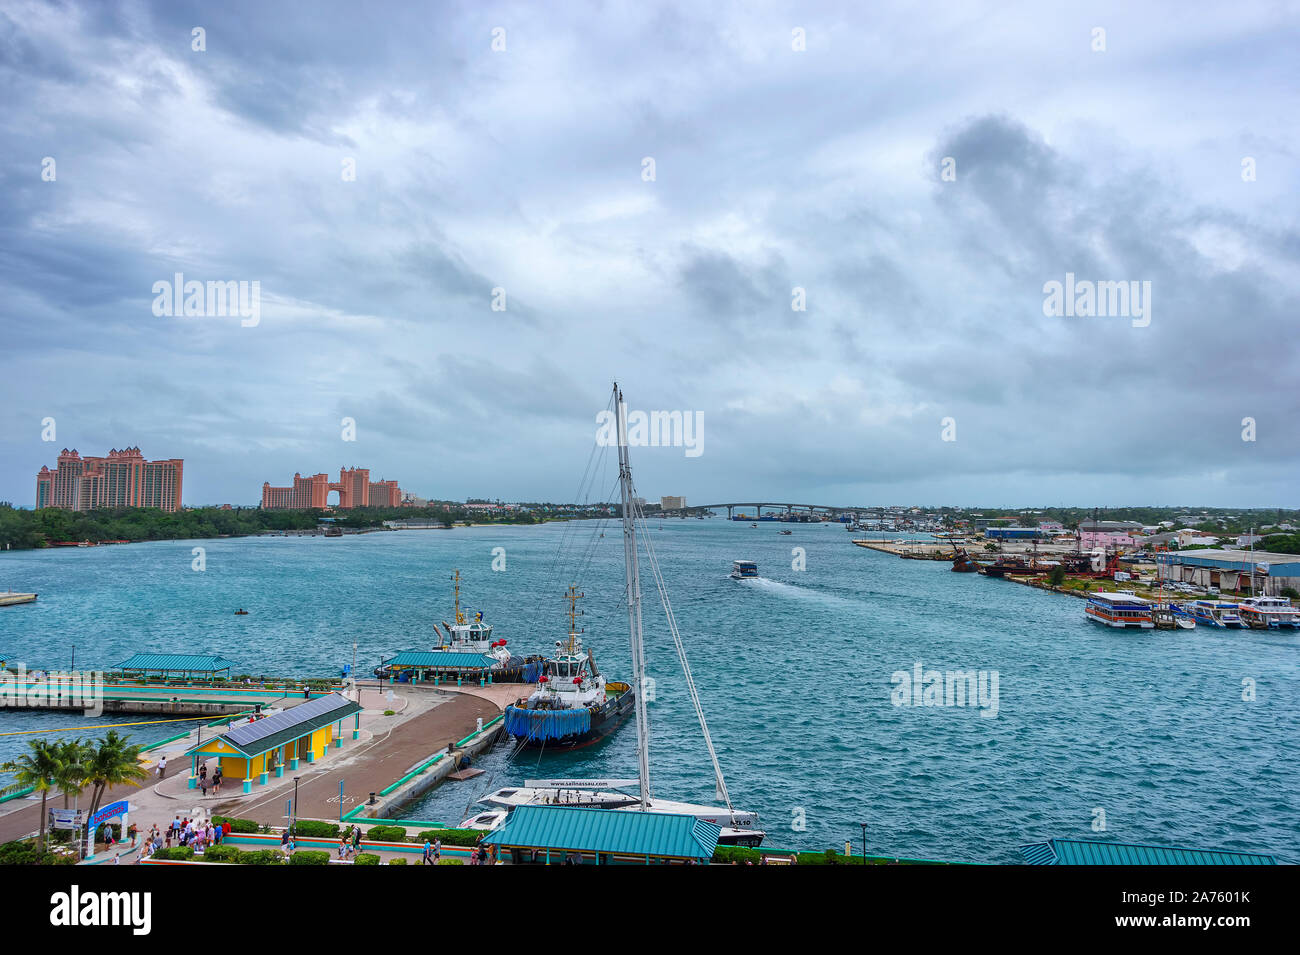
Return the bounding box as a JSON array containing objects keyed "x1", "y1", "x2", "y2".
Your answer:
[
  {"x1": 84, "y1": 731, "x2": 148, "y2": 824},
  {"x1": 52, "y1": 738, "x2": 89, "y2": 810},
  {"x1": 1, "y1": 739, "x2": 62, "y2": 854}
]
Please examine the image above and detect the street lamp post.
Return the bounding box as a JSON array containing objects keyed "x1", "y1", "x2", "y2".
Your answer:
[
  {"x1": 860, "y1": 823, "x2": 867, "y2": 865},
  {"x1": 292, "y1": 776, "x2": 299, "y2": 833}
]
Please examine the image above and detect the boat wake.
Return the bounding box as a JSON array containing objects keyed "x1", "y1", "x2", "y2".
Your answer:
[{"x1": 732, "y1": 575, "x2": 861, "y2": 607}]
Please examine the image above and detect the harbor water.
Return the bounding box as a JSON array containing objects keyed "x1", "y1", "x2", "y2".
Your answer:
[{"x1": 1, "y1": 521, "x2": 1297, "y2": 862}]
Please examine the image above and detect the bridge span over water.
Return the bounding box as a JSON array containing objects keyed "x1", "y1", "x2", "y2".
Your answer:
[{"x1": 683, "y1": 502, "x2": 882, "y2": 520}]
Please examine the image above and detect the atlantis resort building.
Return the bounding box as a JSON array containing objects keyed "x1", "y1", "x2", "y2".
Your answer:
[
  {"x1": 36, "y1": 447, "x2": 184, "y2": 512},
  {"x1": 261, "y1": 467, "x2": 403, "y2": 509}
]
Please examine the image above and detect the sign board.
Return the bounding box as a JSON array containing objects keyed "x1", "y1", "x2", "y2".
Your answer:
[
  {"x1": 89, "y1": 800, "x2": 130, "y2": 828},
  {"x1": 524, "y1": 778, "x2": 640, "y2": 790},
  {"x1": 50, "y1": 809, "x2": 83, "y2": 830}
]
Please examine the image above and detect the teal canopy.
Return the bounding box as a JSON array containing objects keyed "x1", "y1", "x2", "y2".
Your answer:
[
  {"x1": 386, "y1": 650, "x2": 495, "y2": 670},
  {"x1": 1020, "y1": 838, "x2": 1278, "y2": 865},
  {"x1": 481, "y1": 805, "x2": 720, "y2": 862}
]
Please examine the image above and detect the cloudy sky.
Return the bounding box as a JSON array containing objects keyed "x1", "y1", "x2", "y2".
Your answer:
[{"x1": 1, "y1": 0, "x2": 1297, "y2": 508}]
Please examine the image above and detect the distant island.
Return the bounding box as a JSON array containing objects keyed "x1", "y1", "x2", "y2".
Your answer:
[{"x1": 0, "y1": 501, "x2": 615, "y2": 551}]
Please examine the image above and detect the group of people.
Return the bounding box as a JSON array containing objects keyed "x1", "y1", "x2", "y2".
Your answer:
[
  {"x1": 135, "y1": 815, "x2": 229, "y2": 862},
  {"x1": 338, "y1": 824, "x2": 362, "y2": 859},
  {"x1": 197, "y1": 762, "x2": 223, "y2": 796}
]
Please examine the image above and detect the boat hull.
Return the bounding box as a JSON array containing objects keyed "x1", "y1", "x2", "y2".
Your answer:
[{"x1": 506, "y1": 685, "x2": 636, "y2": 750}]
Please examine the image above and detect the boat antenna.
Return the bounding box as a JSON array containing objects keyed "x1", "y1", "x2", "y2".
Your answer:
[
  {"x1": 615, "y1": 381, "x2": 652, "y2": 809},
  {"x1": 565, "y1": 584, "x2": 584, "y2": 654},
  {"x1": 452, "y1": 569, "x2": 465, "y2": 626}
]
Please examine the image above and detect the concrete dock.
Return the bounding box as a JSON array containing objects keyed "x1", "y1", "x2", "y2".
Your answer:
[{"x1": 0, "y1": 680, "x2": 514, "y2": 846}]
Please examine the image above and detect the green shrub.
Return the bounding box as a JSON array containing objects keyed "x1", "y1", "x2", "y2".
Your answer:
[
  {"x1": 438, "y1": 858, "x2": 463, "y2": 865},
  {"x1": 200, "y1": 845, "x2": 243, "y2": 864},
  {"x1": 0, "y1": 840, "x2": 77, "y2": 865},
  {"x1": 383, "y1": 709, "x2": 396, "y2": 716},
  {"x1": 353, "y1": 852, "x2": 381, "y2": 866},
  {"x1": 213, "y1": 815, "x2": 260, "y2": 834},
  {"x1": 364, "y1": 825, "x2": 406, "y2": 842},
  {"x1": 388, "y1": 858, "x2": 407, "y2": 865},
  {"x1": 151, "y1": 846, "x2": 195, "y2": 861},
  {"x1": 239, "y1": 849, "x2": 285, "y2": 865},
  {"x1": 291, "y1": 820, "x2": 340, "y2": 838},
  {"x1": 712, "y1": 846, "x2": 762, "y2": 865},
  {"x1": 288, "y1": 850, "x2": 331, "y2": 866},
  {"x1": 415, "y1": 828, "x2": 481, "y2": 847}
]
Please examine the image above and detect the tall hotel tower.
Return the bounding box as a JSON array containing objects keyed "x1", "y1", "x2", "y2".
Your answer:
[{"x1": 36, "y1": 447, "x2": 184, "y2": 512}]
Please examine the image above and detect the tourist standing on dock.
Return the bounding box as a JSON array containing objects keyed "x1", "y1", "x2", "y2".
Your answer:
[
  {"x1": 421, "y1": 840, "x2": 431, "y2": 865},
  {"x1": 157, "y1": 755, "x2": 167, "y2": 779},
  {"x1": 351, "y1": 825, "x2": 360, "y2": 854},
  {"x1": 213, "y1": 767, "x2": 222, "y2": 793},
  {"x1": 432, "y1": 837, "x2": 441, "y2": 864}
]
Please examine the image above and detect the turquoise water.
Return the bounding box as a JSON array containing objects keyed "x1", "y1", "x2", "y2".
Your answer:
[{"x1": 2, "y1": 522, "x2": 1297, "y2": 863}]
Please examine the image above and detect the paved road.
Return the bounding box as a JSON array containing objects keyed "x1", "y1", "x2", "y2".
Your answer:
[{"x1": 222, "y1": 692, "x2": 499, "y2": 825}]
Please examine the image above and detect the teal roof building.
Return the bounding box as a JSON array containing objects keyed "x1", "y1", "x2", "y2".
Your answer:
[
  {"x1": 481, "y1": 805, "x2": 720, "y2": 864},
  {"x1": 1020, "y1": 839, "x2": 1279, "y2": 865}
]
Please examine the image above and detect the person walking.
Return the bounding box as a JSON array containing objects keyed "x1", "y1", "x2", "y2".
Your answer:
[
  {"x1": 157, "y1": 755, "x2": 167, "y2": 779},
  {"x1": 351, "y1": 825, "x2": 360, "y2": 854},
  {"x1": 421, "y1": 840, "x2": 432, "y2": 865},
  {"x1": 432, "y1": 837, "x2": 441, "y2": 864}
]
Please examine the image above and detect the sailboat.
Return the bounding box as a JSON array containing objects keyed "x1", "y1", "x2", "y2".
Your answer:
[{"x1": 464, "y1": 382, "x2": 765, "y2": 847}]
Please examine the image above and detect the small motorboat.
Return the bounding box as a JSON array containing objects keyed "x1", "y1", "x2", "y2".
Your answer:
[
  {"x1": 779, "y1": 529, "x2": 792, "y2": 535},
  {"x1": 234, "y1": 609, "x2": 249, "y2": 615}
]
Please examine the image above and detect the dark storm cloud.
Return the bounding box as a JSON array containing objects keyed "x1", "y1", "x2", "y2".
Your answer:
[{"x1": 0, "y1": 0, "x2": 1296, "y2": 506}]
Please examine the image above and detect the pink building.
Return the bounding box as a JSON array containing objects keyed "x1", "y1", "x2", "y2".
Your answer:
[
  {"x1": 1078, "y1": 520, "x2": 1143, "y2": 551},
  {"x1": 36, "y1": 447, "x2": 183, "y2": 513},
  {"x1": 262, "y1": 467, "x2": 404, "y2": 509}
]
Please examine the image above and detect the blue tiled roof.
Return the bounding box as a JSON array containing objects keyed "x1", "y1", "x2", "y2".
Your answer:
[
  {"x1": 1020, "y1": 839, "x2": 1278, "y2": 865},
  {"x1": 118, "y1": 653, "x2": 236, "y2": 672},
  {"x1": 387, "y1": 650, "x2": 495, "y2": 669},
  {"x1": 481, "y1": 805, "x2": 720, "y2": 860}
]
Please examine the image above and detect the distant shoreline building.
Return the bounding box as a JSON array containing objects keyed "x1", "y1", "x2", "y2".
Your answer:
[
  {"x1": 660, "y1": 495, "x2": 686, "y2": 510},
  {"x1": 261, "y1": 467, "x2": 403, "y2": 509},
  {"x1": 36, "y1": 447, "x2": 183, "y2": 513}
]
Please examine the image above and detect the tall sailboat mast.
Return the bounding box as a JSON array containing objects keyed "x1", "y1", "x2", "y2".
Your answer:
[{"x1": 615, "y1": 382, "x2": 652, "y2": 809}]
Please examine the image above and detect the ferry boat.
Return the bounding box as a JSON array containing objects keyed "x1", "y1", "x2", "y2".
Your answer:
[
  {"x1": 1189, "y1": 600, "x2": 1246, "y2": 629},
  {"x1": 460, "y1": 783, "x2": 765, "y2": 846},
  {"x1": 730, "y1": 560, "x2": 759, "y2": 579},
  {"x1": 1237, "y1": 596, "x2": 1300, "y2": 629},
  {"x1": 502, "y1": 586, "x2": 635, "y2": 749},
  {"x1": 1084, "y1": 592, "x2": 1155, "y2": 629}
]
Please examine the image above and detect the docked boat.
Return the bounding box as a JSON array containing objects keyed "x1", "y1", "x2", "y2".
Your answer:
[
  {"x1": 950, "y1": 547, "x2": 981, "y2": 573},
  {"x1": 460, "y1": 783, "x2": 764, "y2": 846},
  {"x1": 730, "y1": 560, "x2": 759, "y2": 579},
  {"x1": 479, "y1": 383, "x2": 765, "y2": 848},
  {"x1": 375, "y1": 570, "x2": 542, "y2": 682},
  {"x1": 980, "y1": 556, "x2": 1045, "y2": 578},
  {"x1": 1152, "y1": 604, "x2": 1196, "y2": 630},
  {"x1": 1189, "y1": 600, "x2": 1246, "y2": 629},
  {"x1": 502, "y1": 586, "x2": 635, "y2": 749},
  {"x1": 1237, "y1": 596, "x2": 1300, "y2": 629},
  {"x1": 1085, "y1": 592, "x2": 1155, "y2": 629}
]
